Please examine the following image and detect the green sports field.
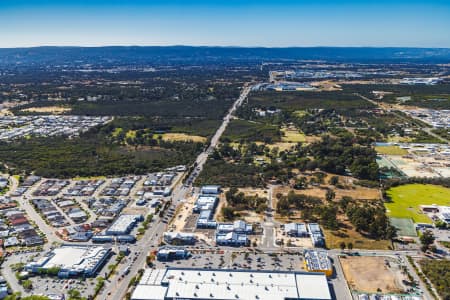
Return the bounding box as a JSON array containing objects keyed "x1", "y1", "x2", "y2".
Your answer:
[
  {"x1": 385, "y1": 184, "x2": 450, "y2": 223},
  {"x1": 375, "y1": 145, "x2": 408, "y2": 155}
]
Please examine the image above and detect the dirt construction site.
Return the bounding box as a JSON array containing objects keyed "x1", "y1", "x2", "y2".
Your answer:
[{"x1": 339, "y1": 256, "x2": 407, "y2": 294}]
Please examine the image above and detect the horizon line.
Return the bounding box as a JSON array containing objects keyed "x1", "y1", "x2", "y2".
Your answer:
[{"x1": 1, "y1": 44, "x2": 450, "y2": 50}]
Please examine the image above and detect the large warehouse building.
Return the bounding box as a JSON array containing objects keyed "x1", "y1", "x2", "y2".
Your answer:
[
  {"x1": 25, "y1": 244, "x2": 111, "y2": 278},
  {"x1": 131, "y1": 267, "x2": 332, "y2": 300}
]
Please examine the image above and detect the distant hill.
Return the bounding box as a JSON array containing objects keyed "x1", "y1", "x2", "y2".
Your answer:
[{"x1": 0, "y1": 46, "x2": 449, "y2": 66}]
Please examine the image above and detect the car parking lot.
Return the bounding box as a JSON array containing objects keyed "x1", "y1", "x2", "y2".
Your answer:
[
  {"x1": 153, "y1": 249, "x2": 305, "y2": 272},
  {"x1": 30, "y1": 276, "x2": 97, "y2": 298},
  {"x1": 230, "y1": 251, "x2": 305, "y2": 272}
]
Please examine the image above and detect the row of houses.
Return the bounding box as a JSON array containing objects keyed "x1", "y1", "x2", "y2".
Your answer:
[
  {"x1": 9, "y1": 175, "x2": 41, "y2": 197},
  {"x1": 33, "y1": 180, "x2": 70, "y2": 197},
  {"x1": 0, "y1": 204, "x2": 44, "y2": 249},
  {"x1": 56, "y1": 224, "x2": 93, "y2": 242},
  {"x1": 143, "y1": 172, "x2": 176, "y2": 187},
  {"x1": 0, "y1": 115, "x2": 111, "y2": 141},
  {"x1": 136, "y1": 169, "x2": 183, "y2": 200},
  {"x1": 54, "y1": 198, "x2": 88, "y2": 223},
  {"x1": 101, "y1": 176, "x2": 141, "y2": 197},
  {"x1": 64, "y1": 179, "x2": 105, "y2": 197},
  {"x1": 31, "y1": 198, "x2": 70, "y2": 227},
  {"x1": 84, "y1": 197, "x2": 128, "y2": 219}
]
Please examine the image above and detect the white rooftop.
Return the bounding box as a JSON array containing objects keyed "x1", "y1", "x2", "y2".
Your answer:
[
  {"x1": 27, "y1": 245, "x2": 109, "y2": 273},
  {"x1": 131, "y1": 268, "x2": 331, "y2": 300}
]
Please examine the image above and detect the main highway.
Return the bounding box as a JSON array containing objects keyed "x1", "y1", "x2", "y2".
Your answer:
[{"x1": 100, "y1": 84, "x2": 252, "y2": 300}]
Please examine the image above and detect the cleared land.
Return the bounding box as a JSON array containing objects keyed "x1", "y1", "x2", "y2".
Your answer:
[
  {"x1": 265, "y1": 142, "x2": 297, "y2": 152},
  {"x1": 159, "y1": 133, "x2": 207, "y2": 143},
  {"x1": 375, "y1": 145, "x2": 408, "y2": 155},
  {"x1": 324, "y1": 229, "x2": 391, "y2": 250},
  {"x1": 385, "y1": 184, "x2": 450, "y2": 223},
  {"x1": 281, "y1": 127, "x2": 306, "y2": 143},
  {"x1": 21, "y1": 106, "x2": 71, "y2": 114},
  {"x1": 340, "y1": 256, "x2": 405, "y2": 293}
]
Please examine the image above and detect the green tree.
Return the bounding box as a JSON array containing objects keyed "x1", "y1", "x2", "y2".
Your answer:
[
  {"x1": 68, "y1": 289, "x2": 83, "y2": 300},
  {"x1": 347, "y1": 242, "x2": 353, "y2": 250},
  {"x1": 293, "y1": 177, "x2": 307, "y2": 189},
  {"x1": 325, "y1": 189, "x2": 336, "y2": 201},
  {"x1": 329, "y1": 176, "x2": 339, "y2": 186},
  {"x1": 21, "y1": 279, "x2": 33, "y2": 290},
  {"x1": 222, "y1": 207, "x2": 235, "y2": 221},
  {"x1": 420, "y1": 230, "x2": 435, "y2": 252}
]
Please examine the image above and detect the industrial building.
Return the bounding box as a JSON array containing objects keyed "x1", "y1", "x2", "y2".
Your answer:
[
  {"x1": 25, "y1": 245, "x2": 111, "y2": 278},
  {"x1": 216, "y1": 220, "x2": 253, "y2": 234},
  {"x1": 215, "y1": 232, "x2": 249, "y2": 246},
  {"x1": 91, "y1": 234, "x2": 136, "y2": 243},
  {"x1": 193, "y1": 195, "x2": 218, "y2": 212},
  {"x1": 438, "y1": 206, "x2": 450, "y2": 224},
  {"x1": 284, "y1": 223, "x2": 309, "y2": 237},
  {"x1": 303, "y1": 250, "x2": 333, "y2": 277},
  {"x1": 215, "y1": 220, "x2": 252, "y2": 246},
  {"x1": 163, "y1": 232, "x2": 196, "y2": 245},
  {"x1": 131, "y1": 267, "x2": 332, "y2": 300},
  {"x1": 399, "y1": 77, "x2": 442, "y2": 85},
  {"x1": 156, "y1": 246, "x2": 191, "y2": 261},
  {"x1": 194, "y1": 195, "x2": 218, "y2": 228},
  {"x1": 105, "y1": 214, "x2": 143, "y2": 235},
  {"x1": 420, "y1": 205, "x2": 450, "y2": 224},
  {"x1": 307, "y1": 223, "x2": 325, "y2": 247},
  {"x1": 200, "y1": 185, "x2": 221, "y2": 195}
]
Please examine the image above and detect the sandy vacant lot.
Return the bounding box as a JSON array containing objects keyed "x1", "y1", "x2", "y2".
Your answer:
[{"x1": 340, "y1": 256, "x2": 405, "y2": 293}]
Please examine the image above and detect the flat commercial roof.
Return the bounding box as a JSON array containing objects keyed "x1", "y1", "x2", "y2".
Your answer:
[
  {"x1": 27, "y1": 245, "x2": 110, "y2": 274},
  {"x1": 131, "y1": 268, "x2": 331, "y2": 300},
  {"x1": 132, "y1": 285, "x2": 168, "y2": 300},
  {"x1": 296, "y1": 273, "x2": 332, "y2": 299},
  {"x1": 107, "y1": 214, "x2": 140, "y2": 233}
]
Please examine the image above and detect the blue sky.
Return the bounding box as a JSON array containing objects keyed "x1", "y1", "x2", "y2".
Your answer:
[{"x1": 0, "y1": 0, "x2": 449, "y2": 48}]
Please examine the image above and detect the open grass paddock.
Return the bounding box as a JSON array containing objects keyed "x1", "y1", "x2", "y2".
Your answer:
[{"x1": 385, "y1": 184, "x2": 450, "y2": 223}]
